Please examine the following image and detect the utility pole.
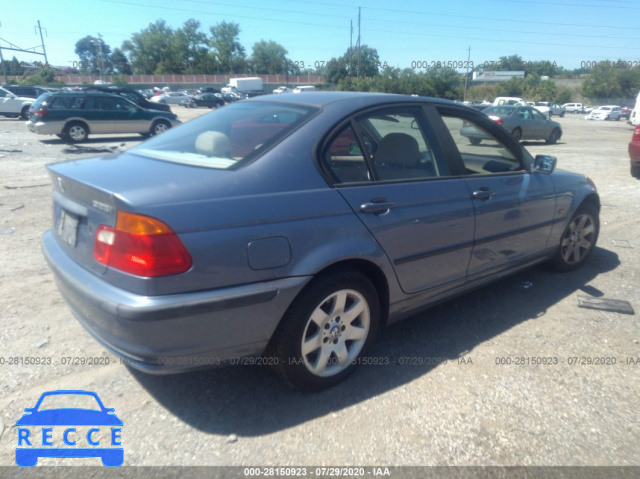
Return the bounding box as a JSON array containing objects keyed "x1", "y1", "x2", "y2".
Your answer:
[
  {"x1": 36, "y1": 20, "x2": 48, "y2": 65},
  {"x1": 349, "y1": 20, "x2": 353, "y2": 77},
  {"x1": 92, "y1": 34, "x2": 105, "y2": 84},
  {"x1": 0, "y1": 21, "x2": 6, "y2": 83},
  {"x1": 463, "y1": 46, "x2": 471, "y2": 102},
  {"x1": 357, "y1": 7, "x2": 361, "y2": 78}
]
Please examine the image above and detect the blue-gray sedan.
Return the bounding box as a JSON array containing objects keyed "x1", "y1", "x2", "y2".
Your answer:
[{"x1": 42, "y1": 92, "x2": 599, "y2": 391}]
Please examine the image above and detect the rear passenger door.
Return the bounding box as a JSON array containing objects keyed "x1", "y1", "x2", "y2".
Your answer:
[{"x1": 323, "y1": 106, "x2": 476, "y2": 295}]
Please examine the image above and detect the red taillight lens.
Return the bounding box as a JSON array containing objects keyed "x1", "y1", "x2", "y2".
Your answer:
[
  {"x1": 633, "y1": 127, "x2": 640, "y2": 143},
  {"x1": 488, "y1": 115, "x2": 503, "y2": 125},
  {"x1": 32, "y1": 108, "x2": 49, "y2": 117},
  {"x1": 94, "y1": 212, "x2": 192, "y2": 277}
]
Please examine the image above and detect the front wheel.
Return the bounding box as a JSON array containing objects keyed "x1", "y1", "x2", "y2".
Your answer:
[
  {"x1": 469, "y1": 138, "x2": 482, "y2": 146},
  {"x1": 560, "y1": 111, "x2": 565, "y2": 117},
  {"x1": 631, "y1": 164, "x2": 640, "y2": 178},
  {"x1": 546, "y1": 128, "x2": 561, "y2": 144},
  {"x1": 268, "y1": 269, "x2": 380, "y2": 391},
  {"x1": 551, "y1": 202, "x2": 599, "y2": 272},
  {"x1": 511, "y1": 128, "x2": 522, "y2": 142}
]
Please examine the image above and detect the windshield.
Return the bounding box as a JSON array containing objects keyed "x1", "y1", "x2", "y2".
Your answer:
[
  {"x1": 131, "y1": 101, "x2": 318, "y2": 169},
  {"x1": 36, "y1": 393, "x2": 102, "y2": 411}
]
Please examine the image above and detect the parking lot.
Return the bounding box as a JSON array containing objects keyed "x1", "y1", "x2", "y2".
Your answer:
[{"x1": 0, "y1": 106, "x2": 639, "y2": 470}]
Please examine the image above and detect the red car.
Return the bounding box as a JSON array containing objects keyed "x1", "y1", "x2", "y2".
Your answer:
[{"x1": 630, "y1": 125, "x2": 640, "y2": 178}]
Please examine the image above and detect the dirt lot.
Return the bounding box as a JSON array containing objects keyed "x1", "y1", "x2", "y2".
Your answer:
[{"x1": 0, "y1": 106, "x2": 639, "y2": 472}]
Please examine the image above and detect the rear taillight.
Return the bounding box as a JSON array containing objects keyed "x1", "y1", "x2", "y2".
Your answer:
[
  {"x1": 32, "y1": 108, "x2": 49, "y2": 117},
  {"x1": 488, "y1": 115, "x2": 503, "y2": 125},
  {"x1": 633, "y1": 127, "x2": 640, "y2": 143},
  {"x1": 94, "y1": 212, "x2": 192, "y2": 277}
]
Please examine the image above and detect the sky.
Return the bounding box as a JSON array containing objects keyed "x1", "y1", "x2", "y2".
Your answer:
[{"x1": 1, "y1": 0, "x2": 638, "y2": 72}]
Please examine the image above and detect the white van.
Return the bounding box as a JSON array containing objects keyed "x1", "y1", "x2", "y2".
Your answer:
[
  {"x1": 293, "y1": 85, "x2": 316, "y2": 93},
  {"x1": 493, "y1": 96, "x2": 527, "y2": 106}
]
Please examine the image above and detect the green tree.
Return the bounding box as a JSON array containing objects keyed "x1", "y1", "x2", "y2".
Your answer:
[
  {"x1": 344, "y1": 45, "x2": 380, "y2": 78},
  {"x1": 109, "y1": 48, "x2": 132, "y2": 75},
  {"x1": 122, "y1": 20, "x2": 175, "y2": 74},
  {"x1": 19, "y1": 66, "x2": 64, "y2": 85},
  {"x1": 172, "y1": 19, "x2": 210, "y2": 73},
  {"x1": 209, "y1": 21, "x2": 246, "y2": 73},
  {"x1": 250, "y1": 40, "x2": 289, "y2": 74},
  {"x1": 75, "y1": 35, "x2": 112, "y2": 74}
]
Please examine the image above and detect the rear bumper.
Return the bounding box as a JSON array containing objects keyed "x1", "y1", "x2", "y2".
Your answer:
[
  {"x1": 42, "y1": 230, "x2": 311, "y2": 374},
  {"x1": 27, "y1": 120, "x2": 62, "y2": 135}
]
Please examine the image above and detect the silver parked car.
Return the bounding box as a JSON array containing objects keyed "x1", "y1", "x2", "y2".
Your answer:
[
  {"x1": 586, "y1": 105, "x2": 622, "y2": 121},
  {"x1": 461, "y1": 105, "x2": 563, "y2": 144},
  {"x1": 42, "y1": 93, "x2": 599, "y2": 391},
  {"x1": 150, "y1": 91, "x2": 193, "y2": 105}
]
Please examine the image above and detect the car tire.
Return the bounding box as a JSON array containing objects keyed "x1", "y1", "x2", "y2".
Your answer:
[
  {"x1": 150, "y1": 120, "x2": 171, "y2": 136},
  {"x1": 546, "y1": 128, "x2": 561, "y2": 144},
  {"x1": 268, "y1": 269, "x2": 380, "y2": 391},
  {"x1": 560, "y1": 112, "x2": 565, "y2": 118},
  {"x1": 469, "y1": 138, "x2": 482, "y2": 146},
  {"x1": 20, "y1": 106, "x2": 30, "y2": 120},
  {"x1": 64, "y1": 122, "x2": 89, "y2": 143},
  {"x1": 631, "y1": 164, "x2": 640, "y2": 178},
  {"x1": 511, "y1": 128, "x2": 522, "y2": 142},
  {"x1": 551, "y1": 202, "x2": 599, "y2": 272}
]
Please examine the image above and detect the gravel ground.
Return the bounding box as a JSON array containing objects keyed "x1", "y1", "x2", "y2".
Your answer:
[{"x1": 0, "y1": 106, "x2": 638, "y2": 476}]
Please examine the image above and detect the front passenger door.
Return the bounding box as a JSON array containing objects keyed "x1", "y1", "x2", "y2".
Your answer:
[{"x1": 436, "y1": 110, "x2": 557, "y2": 278}]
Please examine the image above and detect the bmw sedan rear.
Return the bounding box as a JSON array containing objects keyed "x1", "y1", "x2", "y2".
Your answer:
[{"x1": 43, "y1": 93, "x2": 599, "y2": 391}]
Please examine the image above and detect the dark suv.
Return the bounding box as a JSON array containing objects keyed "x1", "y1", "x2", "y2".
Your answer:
[
  {"x1": 27, "y1": 90, "x2": 180, "y2": 142},
  {"x1": 83, "y1": 86, "x2": 172, "y2": 112}
]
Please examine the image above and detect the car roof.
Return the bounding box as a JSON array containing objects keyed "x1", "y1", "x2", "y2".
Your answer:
[{"x1": 246, "y1": 91, "x2": 459, "y2": 109}]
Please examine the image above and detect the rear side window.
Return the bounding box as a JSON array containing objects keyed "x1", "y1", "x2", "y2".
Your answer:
[
  {"x1": 131, "y1": 101, "x2": 318, "y2": 169},
  {"x1": 323, "y1": 107, "x2": 445, "y2": 184},
  {"x1": 48, "y1": 96, "x2": 85, "y2": 110}
]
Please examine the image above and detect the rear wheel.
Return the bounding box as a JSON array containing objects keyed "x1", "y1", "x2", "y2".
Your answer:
[
  {"x1": 560, "y1": 111, "x2": 565, "y2": 118},
  {"x1": 631, "y1": 164, "x2": 640, "y2": 178},
  {"x1": 20, "y1": 106, "x2": 30, "y2": 120},
  {"x1": 64, "y1": 122, "x2": 89, "y2": 143},
  {"x1": 511, "y1": 128, "x2": 522, "y2": 142},
  {"x1": 551, "y1": 202, "x2": 599, "y2": 272},
  {"x1": 269, "y1": 269, "x2": 380, "y2": 391},
  {"x1": 150, "y1": 120, "x2": 170, "y2": 136}
]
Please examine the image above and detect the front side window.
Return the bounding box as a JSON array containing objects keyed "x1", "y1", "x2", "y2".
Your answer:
[{"x1": 443, "y1": 114, "x2": 522, "y2": 175}]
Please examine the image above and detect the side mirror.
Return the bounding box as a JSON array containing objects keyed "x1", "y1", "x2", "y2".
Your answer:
[{"x1": 533, "y1": 154, "x2": 557, "y2": 174}]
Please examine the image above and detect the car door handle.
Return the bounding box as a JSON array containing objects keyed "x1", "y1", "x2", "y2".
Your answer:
[
  {"x1": 471, "y1": 188, "x2": 495, "y2": 200},
  {"x1": 360, "y1": 199, "x2": 396, "y2": 214}
]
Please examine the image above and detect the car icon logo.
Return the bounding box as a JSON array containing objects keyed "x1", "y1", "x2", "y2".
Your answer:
[{"x1": 15, "y1": 390, "x2": 123, "y2": 467}]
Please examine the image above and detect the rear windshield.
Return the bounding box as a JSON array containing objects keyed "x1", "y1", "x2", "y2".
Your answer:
[{"x1": 131, "y1": 101, "x2": 318, "y2": 169}]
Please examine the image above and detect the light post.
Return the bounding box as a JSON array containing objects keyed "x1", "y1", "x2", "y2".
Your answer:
[{"x1": 92, "y1": 35, "x2": 105, "y2": 84}]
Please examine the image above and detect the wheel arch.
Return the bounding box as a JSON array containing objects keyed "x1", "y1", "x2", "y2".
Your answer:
[{"x1": 312, "y1": 259, "x2": 391, "y2": 327}]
